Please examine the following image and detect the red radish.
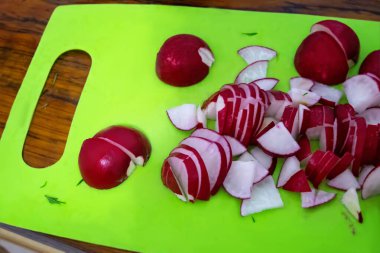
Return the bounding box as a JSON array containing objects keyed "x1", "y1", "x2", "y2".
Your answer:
[
  {"x1": 250, "y1": 147, "x2": 277, "y2": 175},
  {"x1": 319, "y1": 124, "x2": 335, "y2": 152},
  {"x1": 235, "y1": 60, "x2": 268, "y2": 84},
  {"x1": 311, "y1": 20, "x2": 360, "y2": 66},
  {"x1": 341, "y1": 188, "x2": 363, "y2": 223},
  {"x1": 94, "y1": 126, "x2": 151, "y2": 166},
  {"x1": 202, "y1": 91, "x2": 219, "y2": 120},
  {"x1": 196, "y1": 106, "x2": 207, "y2": 128},
  {"x1": 224, "y1": 135, "x2": 247, "y2": 156},
  {"x1": 162, "y1": 160, "x2": 185, "y2": 200},
  {"x1": 298, "y1": 105, "x2": 310, "y2": 134},
  {"x1": 350, "y1": 117, "x2": 367, "y2": 177},
  {"x1": 327, "y1": 152, "x2": 354, "y2": 180},
  {"x1": 305, "y1": 150, "x2": 325, "y2": 181},
  {"x1": 327, "y1": 169, "x2": 360, "y2": 191},
  {"x1": 288, "y1": 88, "x2": 320, "y2": 106},
  {"x1": 257, "y1": 122, "x2": 300, "y2": 157},
  {"x1": 305, "y1": 105, "x2": 329, "y2": 140},
  {"x1": 359, "y1": 107, "x2": 380, "y2": 124},
  {"x1": 361, "y1": 166, "x2": 380, "y2": 199},
  {"x1": 283, "y1": 170, "x2": 311, "y2": 193},
  {"x1": 238, "y1": 46, "x2": 277, "y2": 64},
  {"x1": 79, "y1": 138, "x2": 135, "y2": 189},
  {"x1": 310, "y1": 82, "x2": 342, "y2": 106},
  {"x1": 361, "y1": 124, "x2": 378, "y2": 165},
  {"x1": 258, "y1": 117, "x2": 278, "y2": 133},
  {"x1": 265, "y1": 91, "x2": 293, "y2": 120},
  {"x1": 223, "y1": 161, "x2": 257, "y2": 199},
  {"x1": 301, "y1": 188, "x2": 336, "y2": 208},
  {"x1": 277, "y1": 156, "x2": 300, "y2": 188},
  {"x1": 294, "y1": 31, "x2": 348, "y2": 85},
  {"x1": 312, "y1": 151, "x2": 339, "y2": 188},
  {"x1": 358, "y1": 165, "x2": 375, "y2": 187},
  {"x1": 335, "y1": 104, "x2": 355, "y2": 153},
  {"x1": 289, "y1": 77, "x2": 314, "y2": 91},
  {"x1": 280, "y1": 105, "x2": 299, "y2": 138},
  {"x1": 166, "y1": 104, "x2": 198, "y2": 131},
  {"x1": 343, "y1": 74, "x2": 380, "y2": 113},
  {"x1": 254, "y1": 78, "x2": 279, "y2": 91},
  {"x1": 241, "y1": 176, "x2": 284, "y2": 216},
  {"x1": 156, "y1": 34, "x2": 214, "y2": 87},
  {"x1": 359, "y1": 50, "x2": 380, "y2": 80},
  {"x1": 295, "y1": 135, "x2": 312, "y2": 164},
  {"x1": 215, "y1": 95, "x2": 227, "y2": 133}
]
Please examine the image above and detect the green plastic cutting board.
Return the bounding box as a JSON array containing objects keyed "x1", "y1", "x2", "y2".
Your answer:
[{"x1": 1, "y1": 4, "x2": 379, "y2": 253}]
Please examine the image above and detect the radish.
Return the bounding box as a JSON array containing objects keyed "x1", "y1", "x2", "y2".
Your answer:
[
  {"x1": 196, "y1": 106, "x2": 207, "y2": 128},
  {"x1": 311, "y1": 20, "x2": 360, "y2": 66},
  {"x1": 343, "y1": 74, "x2": 380, "y2": 114},
  {"x1": 241, "y1": 176, "x2": 284, "y2": 216},
  {"x1": 280, "y1": 105, "x2": 299, "y2": 138},
  {"x1": 223, "y1": 161, "x2": 257, "y2": 199},
  {"x1": 166, "y1": 104, "x2": 198, "y2": 131},
  {"x1": 257, "y1": 122, "x2": 300, "y2": 157},
  {"x1": 301, "y1": 189, "x2": 336, "y2": 208},
  {"x1": 288, "y1": 88, "x2": 320, "y2": 106},
  {"x1": 327, "y1": 152, "x2": 354, "y2": 180},
  {"x1": 258, "y1": 117, "x2": 278, "y2": 133},
  {"x1": 156, "y1": 34, "x2": 214, "y2": 87},
  {"x1": 250, "y1": 147, "x2": 277, "y2": 175},
  {"x1": 327, "y1": 169, "x2": 360, "y2": 191},
  {"x1": 359, "y1": 50, "x2": 380, "y2": 80},
  {"x1": 359, "y1": 107, "x2": 380, "y2": 124},
  {"x1": 295, "y1": 135, "x2": 312, "y2": 164},
  {"x1": 298, "y1": 104, "x2": 310, "y2": 134},
  {"x1": 265, "y1": 91, "x2": 293, "y2": 120},
  {"x1": 277, "y1": 156, "x2": 309, "y2": 192},
  {"x1": 289, "y1": 77, "x2": 314, "y2": 91},
  {"x1": 294, "y1": 31, "x2": 348, "y2": 85},
  {"x1": 202, "y1": 91, "x2": 219, "y2": 120},
  {"x1": 358, "y1": 165, "x2": 375, "y2": 187},
  {"x1": 362, "y1": 166, "x2": 380, "y2": 199},
  {"x1": 350, "y1": 117, "x2": 367, "y2": 177},
  {"x1": 335, "y1": 104, "x2": 355, "y2": 154},
  {"x1": 224, "y1": 135, "x2": 247, "y2": 156},
  {"x1": 235, "y1": 60, "x2": 268, "y2": 84},
  {"x1": 162, "y1": 159, "x2": 186, "y2": 201},
  {"x1": 283, "y1": 170, "x2": 311, "y2": 193},
  {"x1": 310, "y1": 82, "x2": 342, "y2": 106},
  {"x1": 238, "y1": 152, "x2": 255, "y2": 161},
  {"x1": 238, "y1": 46, "x2": 277, "y2": 64},
  {"x1": 215, "y1": 95, "x2": 227, "y2": 133},
  {"x1": 341, "y1": 188, "x2": 363, "y2": 223},
  {"x1": 254, "y1": 78, "x2": 279, "y2": 90}
]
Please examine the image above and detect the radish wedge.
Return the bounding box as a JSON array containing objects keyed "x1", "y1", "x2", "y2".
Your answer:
[
  {"x1": 288, "y1": 88, "x2": 320, "y2": 106},
  {"x1": 167, "y1": 104, "x2": 198, "y2": 130},
  {"x1": 277, "y1": 156, "x2": 300, "y2": 188},
  {"x1": 238, "y1": 46, "x2": 277, "y2": 64},
  {"x1": 257, "y1": 122, "x2": 300, "y2": 157},
  {"x1": 342, "y1": 188, "x2": 363, "y2": 223},
  {"x1": 241, "y1": 176, "x2": 284, "y2": 216},
  {"x1": 295, "y1": 135, "x2": 312, "y2": 164},
  {"x1": 362, "y1": 166, "x2": 380, "y2": 199},
  {"x1": 283, "y1": 170, "x2": 311, "y2": 193},
  {"x1": 358, "y1": 165, "x2": 375, "y2": 187},
  {"x1": 254, "y1": 78, "x2": 279, "y2": 90},
  {"x1": 223, "y1": 161, "x2": 256, "y2": 199},
  {"x1": 224, "y1": 135, "x2": 247, "y2": 156},
  {"x1": 311, "y1": 82, "x2": 342, "y2": 106},
  {"x1": 235, "y1": 60, "x2": 268, "y2": 84},
  {"x1": 250, "y1": 147, "x2": 277, "y2": 174},
  {"x1": 290, "y1": 77, "x2": 314, "y2": 91},
  {"x1": 301, "y1": 189, "x2": 336, "y2": 208},
  {"x1": 328, "y1": 169, "x2": 360, "y2": 191}
]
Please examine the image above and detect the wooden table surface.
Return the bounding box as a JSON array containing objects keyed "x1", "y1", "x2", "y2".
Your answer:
[{"x1": 0, "y1": 0, "x2": 379, "y2": 252}]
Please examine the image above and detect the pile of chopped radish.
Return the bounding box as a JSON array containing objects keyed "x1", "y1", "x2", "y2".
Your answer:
[{"x1": 161, "y1": 20, "x2": 380, "y2": 222}]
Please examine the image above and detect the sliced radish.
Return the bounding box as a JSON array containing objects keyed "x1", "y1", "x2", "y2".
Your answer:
[
  {"x1": 311, "y1": 82, "x2": 342, "y2": 106},
  {"x1": 224, "y1": 135, "x2": 247, "y2": 156},
  {"x1": 359, "y1": 107, "x2": 380, "y2": 125},
  {"x1": 327, "y1": 152, "x2": 354, "y2": 180},
  {"x1": 328, "y1": 169, "x2": 360, "y2": 191},
  {"x1": 223, "y1": 161, "x2": 257, "y2": 199},
  {"x1": 257, "y1": 122, "x2": 300, "y2": 157},
  {"x1": 235, "y1": 60, "x2": 268, "y2": 84},
  {"x1": 361, "y1": 124, "x2": 378, "y2": 165},
  {"x1": 238, "y1": 46, "x2": 277, "y2": 64},
  {"x1": 265, "y1": 91, "x2": 293, "y2": 120},
  {"x1": 167, "y1": 104, "x2": 198, "y2": 131},
  {"x1": 351, "y1": 117, "x2": 367, "y2": 177},
  {"x1": 215, "y1": 95, "x2": 227, "y2": 133},
  {"x1": 277, "y1": 156, "x2": 300, "y2": 188},
  {"x1": 238, "y1": 152, "x2": 255, "y2": 161},
  {"x1": 289, "y1": 77, "x2": 314, "y2": 91},
  {"x1": 362, "y1": 166, "x2": 380, "y2": 199},
  {"x1": 202, "y1": 91, "x2": 219, "y2": 120},
  {"x1": 301, "y1": 188, "x2": 336, "y2": 208},
  {"x1": 358, "y1": 165, "x2": 375, "y2": 187},
  {"x1": 288, "y1": 88, "x2": 320, "y2": 106},
  {"x1": 162, "y1": 159, "x2": 186, "y2": 201},
  {"x1": 280, "y1": 105, "x2": 299, "y2": 138},
  {"x1": 241, "y1": 176, "x2": 284, "y2": 216},
  {"x1": 335, "y1": 104, "x2": 355, "y2": 154},
  {"x1": 254, "y1": 78, "x2": 279, "y2": 90},
  {"x1": 258, "y1": 117, "x2": 278, "y2": 134},
  {"x1": 311, "y1": 151, "x2": 339, "y2": 189},
  {"x1": 298, "y1": 104, "x2": 310, "y2": 134},
  {"x1": 295, "y1": 135, "x2": 312, "y2": 164},
  {"x1": 250, "y1": 147, "x2": 277, "y2": 175},
  {"x1": 342, "y1": 188, "x2": 363, "y2": 223},
  {"x1": 196, "y1": 106, "x2": 207, "y2": 128},
  {"x1": 283, "y1": 170, "x2": 311, "y2": 193},
  {"x1": 319, "y1": 124, "x2": 335, "y2": 152},
  {"x1": 343, "y1": 74, "x2": 380, "y2": 113},
  {"x1": 305, "y1": 150, "x2": 326, "y2": 181}
]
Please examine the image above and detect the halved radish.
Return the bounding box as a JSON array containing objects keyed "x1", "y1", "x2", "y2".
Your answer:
[
  {"x1": 250, "y1": 146, "x2": 278, "y2": 175},
  {"x1": 328, "y1": 169, "x2": 360, "y2": 191},
  {"x1": 235, "y1": 60, "x2": 268, "y2": 84},
  {"x1": 311, "y1": 82, "x2": 342, "y2": 106},
  {"x1": 254, "y1": 78, "x2": 279, "y2": 90},
  {"x1": 327, "y1": 152, "x2": 354, "y2": 180},
  {"x1": 277, "y1": 156, "x2": 300, "y2": 188},
  {"x1": 358, "y1": 165, "x2": 375, "y2": 187},
  {"x1": 301, "y1": 188, "x2": 336, "y2": 208},
  {"x1": 289, "y1": 77, "x2": 314, "y2": 91},
  {"x1": 295, "y1": 135, "x2": 312, "y2": 164},
  {"x1": 167, "y1": 104, "x2": 198, "y2": 131},
  {"x1": 223, "y1": 161, "x2": 257, "y2": 199},
  {"x1": 362, "y1": 166, "x2": 380, "y2": 199},
  {"x1": 257, "y1": 122, "x2": 300, "y2": 157},
  {"x1": 342, "y1": 188, "x2": 363, "y2": 223},
  {"x1": 288, "y1": 88, "x2": 320, "y2": 106},
  {"x1": 283, "y1": 170, "x2": 311, "y2": 193},
  {"x1": 258, "y1": 117, "x2": 278, "y2": 134},
  {"x1": 343, "y1": 74, "x2": 380, "y2": 113},
  {"x1": 238, "y1": 46, "x2": 277, "y2": 64},
  {"x1": 224, "y1": 135, "x2": 247, "y2": 156},
  {"x1": 241, "y1": 176, "x2": 284, "y2": 216},
  {"x1": 359, "y1": 50, "x2": 380, "y2": 80}
]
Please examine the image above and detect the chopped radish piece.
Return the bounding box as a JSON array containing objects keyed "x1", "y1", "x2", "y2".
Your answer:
[
  {"x1": 301, "y1": 189, "x2": 336, "y2": 208},
  {"x1": 327, "y1": 152, "x2": 354, "y2": 180},
  {"x1": 295, "y1": 135, "x2": 312, "y2": 164},
  {"x1": 224, "y1": 135, "x2": 247, "y2": 156},
  {"x1": 167, "y1": 104, "x2": 198, "y2": 131},
  {"x1": 311, "y1": 82, "x2": 342, "y2": 106},
  {"x1": 238, "y1": 46, "x2": 277, "y2": 64},
  {"x1": 362, "y1": 166, "x2": 380, "y2": 199},
  {"x1": 289, "y1": 77, "x2": 314, "y2": 91},
  {"x1": 298, "y1": 104, "x2": 310, "y2": 134},
  {"x1": 343, "y1": 74, "x2": 380, "y2": 113},
  {"x1": 196, "y1": 106, "x2": 207, "y2": 128},
  {"x1": 335, "y1": 104, "x2": 355, "y2": 154},
  {"x1": 265, "y1": 91, "x2": 293, "y2": 120},
  {"x1": 358, "y1": 165, "x2": 375, "y2": 187},
  {"x1": 223, "y1": 161, "x2": 256, "y2": 199},
  {"x1": 277, "y1": 156, "x2": 300, "y2": 187},
  {"x1": 215, "y1": 95, "x2": 227, "y2": 133},
  {"x1": 238, "y1": 152, "x2": 255, "y2": 161},
  {"x1": 288, "y1": 88, "x2": 320, "y2": 106},
  {"x1": 241, "y1": 176, "x2": 284, "y2": 216},
  {"x1": 283, "y1": 170, "x2": 311, "y2": 193},
  {"x1": 342, "y1": 188, "x2": 363, "y2": 223},
  {"x1": 257, "y1": 122, "x2": 300, "y2": 157},
  {"x1": 250, "y1": 147, "x2": 277, "y2": 175},
  {"x1": 328, "y1": 169, "x2": 360, "y2": 191},
  {"x1": 254, "y1": 78, "x2": 279, "y2": 90},
  {"x1": 259, "y1": 117, "x2": 278, "y2": 133},
  {"x1": 235, "y1": 60, "x2": 268, "y2": 84},
  {"x1": 359, "y1": 107, "x2": 380, "y2": 125},
  {"x1": 280, "y1": 106, "x2": 299, "y2": 138},
  {"x1": 350, "y1": 117, "x2": 367, "y2": 177}
]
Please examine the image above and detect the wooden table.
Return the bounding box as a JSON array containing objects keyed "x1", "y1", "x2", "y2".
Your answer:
[{"x1": 0, "y1": 0, "x2": 379, "y2": 252}]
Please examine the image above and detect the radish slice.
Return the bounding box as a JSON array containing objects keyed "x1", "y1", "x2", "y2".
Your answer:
[
  {"x1": 223, "y1": 161, "x2": 256, "y2": 199},
  {"x1": 167, "y1": 156, "x2": 195, "y2": 201},
  {"x1": 280, "y1": 106, "x2": 299, "y2": 138},
  {"x1": 241, "y1": 176, "x2": 284, "y2": 216},
  {"x1": 343, "y1": 74, "x2": 380, "y2": 113},
  {"x1": 298, "y1": 104, "x2": 310, "y2": 134},
  {"x1": 238, "y1": 46, "x2": 277, "y2": 64},
  {"x1": 301, "y1": 188, "x2": 336, "y2": 208},
  {"x1": 198, "y1": 47, "x2": 215, "y2": 67},
  {"x1": 328, "y1": 169, "x2": 360, "y2": 191},
  {"x1": 162, "y1": 160, "x2": 187, "y2": 201},
  {"x1": 235, "y1": 60, "x2": 268, "y2": 84},
  {"x1": 362, "y1": 166, "x2": 380, "y2": 199},
  {"x1": 257, "y1": 122, "x2": 300, "y2": 157},
  {"x1": 311, "y1": 82, "x2": 342, "y2": 106},
  {"x1": 167, "y1": 104, "x2": 198, "y2": 131},
  {"x1": 265, "y1": 91, "x2": 293, "y2": 120},
  {"x1": 254, "y1": 78, "x2": 279, "y2": 90},
  {"x1": 289, "y1": 77, "x2": 314, "y2": 91},
  {"x1": 359, "y1": 107, "x2": 380, "y2": 124},
  {"x1": 224, "y1": 135, "x2": 247, "y2": 156},
  {"x1": 358, "y1": 165, "x2": 375, "y2": 187},
  {"x1": 288, "y1": 88, "x2": 320, "y2": 106},
  {"x1": 196, "y1": 106, "x2": 207, "y2": 128},
  {"x1": 283, "y1": 170, "x2": 311, "y2": 193},
  {"x1": 215, "y1": 95, "x2": 227, "y2": 133},
  {"x1": 295, "y1": 135, "x2": 312, "y2": 164},
  {"x1": 342, "y1": 188, "x2": 363, "y2": 223},
  {"x1": 252, "y1": 160, "x2": 270, "y2": 184},
  {"x1": 238, "y1": 152, "x2": 255, "y2": 161},
  {"x1": 250, "y1": 147, "x2": 277, "y2": 174},
  {"x1": 277, "y1": 156, "x2": 300, "y2": 187},
  {"x1": 327, "y1": 151, "x2": 354, "y2": 180}
]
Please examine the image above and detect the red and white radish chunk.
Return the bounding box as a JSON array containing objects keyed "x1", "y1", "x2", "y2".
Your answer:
[
  {"x1": 301, "y1": 189, "x2": 336, "y2": 208},
  {"x1": 327, "y1": 169, "x2": 360, "y2": 191},
  {"x1": 310, "y1": 82, "x2": 342, "y2": 106},
  {"x1": 250, "y1": 147, "x2": 277, "y2": 175},
  {"x1": 341, "y1": 188, "x2": 363, "y2": 223},
  {"x1": 235, "y1": 60, "x2": 268, "y2": 84},
  {"x1": 277, "y1": 156, "x2": 311, "y2": 192}
]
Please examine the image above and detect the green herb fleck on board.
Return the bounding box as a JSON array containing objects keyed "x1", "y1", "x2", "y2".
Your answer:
[
  {"x1": 303, "y1": 92, "x2": 308, "y2": 96},
  {"x1": 40, "y1": 181, "x2": 47, "y2": 188},
  {"x1": 251, "y1": 216, "x2": 256, "y2": 223},
  {"x1": 45, "y1": 195, "x2": 65, "y2": 205},
  {"x1": 242, "y1": 32, "x2": 258, "y2": 36},
  {"x1": 76, "y1": 179, "x2": 84, "y2": 186}
]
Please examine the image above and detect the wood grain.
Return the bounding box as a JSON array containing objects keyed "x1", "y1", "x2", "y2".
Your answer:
[{"x1": 0, "y1": 0, "x2": 379, "y2": 252}]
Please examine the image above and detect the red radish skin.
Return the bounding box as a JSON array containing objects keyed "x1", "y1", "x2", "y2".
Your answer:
[
  {"x1": 296, "y1": 135, "x2": 312, "y2": 164},
  {"x1": 283, "y1": 170, "x2": 311, "y2": 193},
  {"x1": 294, "y1": 31, "x2": 348, "y2": 85},
  {"x1": 312, "y1": 151, "x2": 339, "y2": 189},
  {"x1": 156, "y1": 34, "x2": 214, "y2": 87},
  {"x1": 162, "y1": 159, "x2": 184, "y2": 198},
  {"x1": 327, "y1": 152, "x2": 354, "y2": 180},
  {"x1": 351, "y1": 117, "x2": 367, "y2": 177},
  {"x1": 305, "y1": 150, "x2": 325, "y2": 181},
  {"x1": 359, "y1": 50, "x2": 380, "y2": 80}
]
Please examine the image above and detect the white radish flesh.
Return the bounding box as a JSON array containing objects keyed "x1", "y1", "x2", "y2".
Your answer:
[
  {"x1": 302, "y1": 189, "x2": 336, "y2": 208},
  {"x1": 288, "y1": 88, "x2": 321, "y2": 106},
  {"x1": 342, "y1": 188, "x2": 363, "y2": 223},
  {"x1": 224, "y1": 135, "x2": 247, "y2": 156},
  {"x1": 223, "y1": 161, "x2": 256, "y2": 199},
  {"x1": 311, "y1": 82, "x2": 342, "y2": 106},
  {"x1": 198, "y1": 47, "x2": 215, "y2": 67},
  {"x1": 167, "y1": 104, "x2": 198, "y2": 130},
  {"x1": 362, "y1": 166, "x2": 380, "y2": 199},
  {"x1": 254, "y1": 78, "x2": 279, "y2": 90},
  {"x1": 277, "y1": 156, "x2": 301, "y2": 187},
  {"x1": 290, "y1": 77, "x2": 314, "y2": 91},
  {"x1": 327, "y1": 169, "x2": 360, "y2": 191},
  {"x1": 235, "y1": 60, "x2": 268, "y2": 84},
  {"x1": 238, "y1": 46, "x2": 277, "y2": 64},
  {"x1": 359, "y1": 108, "x2": 380, "y2": 125}
]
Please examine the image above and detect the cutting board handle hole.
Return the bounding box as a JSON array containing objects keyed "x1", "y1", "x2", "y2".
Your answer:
[{"x1": 23, "y1": 50, "x2": 91, "y2": 168}]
